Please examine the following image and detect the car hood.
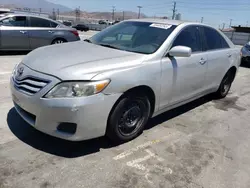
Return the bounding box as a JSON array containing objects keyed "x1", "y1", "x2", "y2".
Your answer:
[{"x1": 22, "y1": 41, "x2": 146, "y2": 80}]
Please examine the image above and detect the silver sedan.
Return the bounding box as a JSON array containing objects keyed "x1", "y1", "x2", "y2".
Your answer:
[
  {"x1": 10, "y1": 19, "x2": 241, "y2": 142},
  {"x1": 0, "y1": 14, "x2": 80, "y2": 51}
]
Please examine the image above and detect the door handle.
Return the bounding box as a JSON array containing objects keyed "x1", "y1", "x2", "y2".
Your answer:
[
  {"x1": 20, "y1": 30, "x2": 27, "y2": 34},
  {"x1": 199, "y1": 58, "x2": 207, "y2": 65},
  {"x1": 48, "y1": 30, "x2": 54, "y2": 33},
  {"x1": 227, "y1": 53, "x2": 232, "y2": 58}
]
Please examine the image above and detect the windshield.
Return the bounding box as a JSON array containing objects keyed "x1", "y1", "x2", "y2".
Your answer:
[{"x1": 90, "y1": 21, "x2": 176, "y2": 54}]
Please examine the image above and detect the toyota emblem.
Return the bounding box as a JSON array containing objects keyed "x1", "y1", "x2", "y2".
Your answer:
[{"x1": 17, "y1": 67, "x2": 24, "y2": 77}]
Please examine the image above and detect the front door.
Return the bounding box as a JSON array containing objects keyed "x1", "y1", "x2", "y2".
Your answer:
[
  {"x1": 160, "y1": 25, "x2": 207, "y2": 109},
  {"x1": 0, "y1": 16, "x2": 30, "y2": 50}
]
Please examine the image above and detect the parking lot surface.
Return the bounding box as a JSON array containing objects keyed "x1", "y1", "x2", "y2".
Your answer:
[{"x1": 1, "y1": 35, "x2": 250, "y2": 188}]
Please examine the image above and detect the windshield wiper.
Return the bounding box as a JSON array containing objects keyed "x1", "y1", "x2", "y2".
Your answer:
[
  {"x1": 98, "y1": 43, "x2": 120, "y2": 50},
  {"x1": 84, "y1": 39, "x2": 92, "y2": 43}
]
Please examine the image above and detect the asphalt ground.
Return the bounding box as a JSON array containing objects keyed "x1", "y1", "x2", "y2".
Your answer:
[{"x1": 0, "y1": 32, "x2": 250, "y2": 188}]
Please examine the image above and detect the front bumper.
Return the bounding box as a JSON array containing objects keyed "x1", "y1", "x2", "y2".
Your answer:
[{"x1": 10, "y1": 67, "x2": 121, "y2": 141}]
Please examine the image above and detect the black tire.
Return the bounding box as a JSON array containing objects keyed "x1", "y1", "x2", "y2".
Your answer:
[
  {"x1": 214, "y1": 70, "x2": 234, "y2": 99},
  {"x1": 52, "y1": 39, "x2": 66, "y2": 45},
  {"x1": 106, "y1": 93, "x2": 151, "y2": 143}
]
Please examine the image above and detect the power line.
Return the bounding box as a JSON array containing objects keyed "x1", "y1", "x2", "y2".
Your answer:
[
  {"x1": 177, "y1": 0, "x2": 250, "y2": 6},
  {"x1": 143, "y1": 2, "x2": 173, "y2": 8},
  {"x1": 177, "y1": 5, "x2": 250, "y2": 10}
]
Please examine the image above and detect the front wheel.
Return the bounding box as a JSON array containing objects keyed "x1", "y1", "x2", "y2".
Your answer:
[
  {"x1": 106, "y1": 94, "x2": 151, "y2": 143},
  {"x1": 214, "y1": 70, "x2": 234, "y2": 98}
]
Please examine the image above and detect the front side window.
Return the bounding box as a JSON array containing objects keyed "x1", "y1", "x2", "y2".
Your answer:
[
  {"x1": 30, "y1": 17, "x2": 57, "y2": 28},
  {"x1": 90, "y1": 21, "x2": 177, "y2": 54},
  {"x1": 203, "y1": 27, "x2": 229, "y2": 50},
  {"x1": 172, "y1": 26, "x2": 202, "y2": 52},
  {"x1": 0, "y1": 16, "x2": 27, "y2": 27}
]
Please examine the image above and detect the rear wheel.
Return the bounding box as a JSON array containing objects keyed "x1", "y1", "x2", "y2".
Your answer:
[
  {"x1": 214, "y1": 70, "x2": 234, "y2": 98},
  {"x1": 52, "y1": 39, "x2": 66, "y2": 45},
  {"x1": 106, "y1": 93, "x2": 151, "y2": 143}
]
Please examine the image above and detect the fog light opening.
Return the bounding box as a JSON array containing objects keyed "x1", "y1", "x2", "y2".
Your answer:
[{"x1": 57, "y1": 123, "x2": 77, "y2": 135}]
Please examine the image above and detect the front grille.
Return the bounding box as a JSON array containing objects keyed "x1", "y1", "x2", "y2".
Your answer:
[{"x1": 13, "y1": 76, "x2": 50, "y2": 95}]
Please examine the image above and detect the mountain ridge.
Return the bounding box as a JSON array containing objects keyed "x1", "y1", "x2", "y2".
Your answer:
[{"x1": 0, "y1": 0, "x2": 71, "y2": 13}]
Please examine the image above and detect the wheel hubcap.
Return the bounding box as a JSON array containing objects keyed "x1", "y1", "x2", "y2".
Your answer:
[
  {"x1": 221, "y1": 74, "x2": 231, "y2": 95},
  {"x1": 55, "y1": 40, "x2": 64, "y2": 44},
  {"x1": 118, "y1": 103, "x2": 143, "y2": 136}
]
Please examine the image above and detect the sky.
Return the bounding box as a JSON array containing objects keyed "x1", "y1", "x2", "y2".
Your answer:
[{"x1": 48, "y1": 0, "x2": 250, "y2": 28}]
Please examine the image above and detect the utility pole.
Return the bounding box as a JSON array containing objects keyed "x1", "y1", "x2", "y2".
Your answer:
[
  {"x1": 229, "y1": 19, "x2": 232, "y2": 27},
  {"x1": 112, "y1": 6, "x2": 115, "y2": 21},
  {"x1": 57, "y1": 9, "x2": 60, "y2": 20},
  {"x1": 222, "y1": 23, "x2": 225, "y2": 30},
  {"x1": 172, "y1": 2, "x2": 177, "y2": 20},
  {"x1": 75, "y1": 7, "x2": 80, "y2": 22},
  {"x1": 39, "y1": 8, "x2": 41, "y2": 15},
  {"x1": 201, "y1": 17, "x2": 203, "y2": 23},
  {"x1": 52, "y1": 8, "x2": 56, "y2": 20},
  {"x1": 137, "y1": 6, "x2": 142, "y2": 19},
  {"x1": 122, "y1": 11, "x2": 125, "y2": 20},
  {"x1": 246, "y1": 21, "x2": 248, "y2": 27}
]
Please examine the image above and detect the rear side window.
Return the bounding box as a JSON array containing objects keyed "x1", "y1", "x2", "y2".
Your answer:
[
  {"x1": 50, "y1": 21, "x2": 58, "y2": 28},
  {"x1": 30, "y1": 17, "x2": 57, "y2": 28},
  {"x1": 203, "y1": 27, "x2": 230, "y2": 50},
  {"x1": 172, "y1": 26, "x2": 202, "y2": 52},
  {"x1": 1, "y1": 16, "x2": 27, "y2": 27}
]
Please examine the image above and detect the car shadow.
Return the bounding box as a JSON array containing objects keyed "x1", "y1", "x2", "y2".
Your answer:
[
  {"x1": 240, "y1": 61, "x2": 250, "y2": 68},
  {"x1": 7, "y1": 94, "x2": 213, "y2": 158},
  {"x1": 145, "y1": 94, "x2": 213, "y2": 130},
  {"x1": 0, "y1": 51, "x2": 30, "y2": 56}
]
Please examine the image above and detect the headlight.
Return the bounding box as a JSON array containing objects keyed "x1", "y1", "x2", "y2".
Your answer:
[{"x1": 44, "y1": 80, "x2": 110, "y2": 98}]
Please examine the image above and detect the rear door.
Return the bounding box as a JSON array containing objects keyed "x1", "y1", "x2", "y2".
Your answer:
[
  {"x1": 28, "y1": 16, "x2": 58, "y2": 49},
  {"x1": 201, "y1": 26, "x2": 232, "y2": 89},
  {"x1": 0, "y1": 16, "x2": 30, "y2": 50}
]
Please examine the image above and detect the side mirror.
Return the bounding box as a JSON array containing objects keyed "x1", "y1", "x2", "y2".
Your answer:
[{"x1": 168, "y1": 46, "x2": 192, "y2": 57}]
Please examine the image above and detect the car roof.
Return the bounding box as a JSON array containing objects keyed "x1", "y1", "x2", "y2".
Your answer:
[
  {"x1": 1, "y1": 13, "x2": 58, "y2": 22},
  {"x1": 126, "y1": 18, "x2": 212, "y2": 27}
]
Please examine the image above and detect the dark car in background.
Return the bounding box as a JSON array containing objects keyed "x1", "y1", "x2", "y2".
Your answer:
[
  {"x1": 72, "y1": 24, "x2": 89, "y2": 32},
  {"x1": 0, "y1": 14, "x2": 80, "y2": 51}
]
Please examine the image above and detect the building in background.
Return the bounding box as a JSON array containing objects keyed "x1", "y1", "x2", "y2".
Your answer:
[
  {"x1": 175, "y1": 13, "x2": 181, "y2": 20},
  {"x1": 0, "y1": 8, "x2": 11, "y2": 14}
]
